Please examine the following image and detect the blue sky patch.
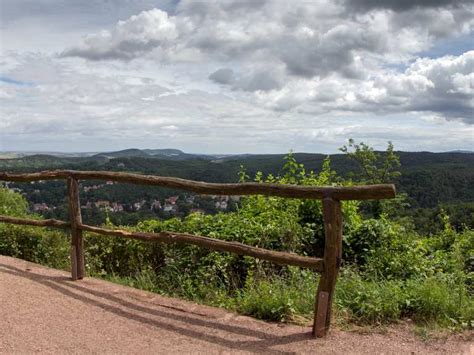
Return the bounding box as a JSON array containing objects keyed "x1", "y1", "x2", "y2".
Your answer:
[
  {"x1": 0, "y1": 76, "x2": 33, "y2": 86},
  {"x1": 420, "y1": 33, "x2": 474, "y2": 58}
]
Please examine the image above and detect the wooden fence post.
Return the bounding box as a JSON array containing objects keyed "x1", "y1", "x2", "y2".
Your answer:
[
  {"x1": 67, "y1": 177, "x2": 85, "y2": 280},
  {"x1": 313, "y1": 197, "x2": 343, "y2": 337}
]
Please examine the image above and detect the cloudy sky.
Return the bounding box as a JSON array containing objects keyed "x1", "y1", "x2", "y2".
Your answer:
[{"x1": 1, "y1": 0, "x2": 473, "y2": 154}]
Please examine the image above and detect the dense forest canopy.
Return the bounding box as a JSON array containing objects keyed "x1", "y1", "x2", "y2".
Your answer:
[{"x1": 1, "y1": 146, "x2": 472, "y2": 232}]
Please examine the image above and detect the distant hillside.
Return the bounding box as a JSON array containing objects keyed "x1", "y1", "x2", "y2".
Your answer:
[
  {"x1": 0, "y1": 148, "x2": 217, "y2": 162},
  {"x1": 0, "y1": 153, "x2": 24, "y2": 159},
  {"x1": 0, "y1": 149, "x2": 472, "y2": 210},
  {"x1": 143, "y1": 148, "x2": 184, "y2": 156},
  {"x1": 0, "y1": 151, "x2": 97, "y2": 158},
  {"x1": 93, "y1": 148, "x2": 151, "y2": 159},
  {"x1": 92, "y1": 148, "x2": 217, "y2": 161}
]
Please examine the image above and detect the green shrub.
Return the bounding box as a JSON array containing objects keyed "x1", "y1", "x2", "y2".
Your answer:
[
  {"x1": 353, "y1": 218, "x2": 434, "y2": 279},
  {"x1": 0, "y1": 187, "x2": 29, "y2": 217},
  {"x1": 405, "y1": 275, "x2": 474, "y2": 328},
  {"x1": 335, "y1": 270, "x2": 404, "y2": 324},
  {"x1": 0, "y1": 223, "x2": 70, "y2": 269},
  {"x1": 236, "y1": 268, "x2": 317, "y2": 322}
]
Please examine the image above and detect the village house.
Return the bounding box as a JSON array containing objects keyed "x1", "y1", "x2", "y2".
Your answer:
[
  {"x1": 165, "y1": 196, "x2": 179, "y2": 205},
  {"x1": 150, "y1": 199, "x2": 162, "y2": 211},
  {"x1": 185, "y1": 195, "x2": 195, "y2": 204},
  {"x1": 84, "y1": 184, "x2": 104, "y2": 192},
  {"x1": 163, "y1": 203, "x2": 178, "y2": 213},
  {"x1": 133, "y1": 199, "x2": 147, "y2": 211},
  {"x1": 81, "y1": 201, "x2": 94, "y2": 209},
  {"x1": 95, "y1": 200, "x2": 110, "y2": 209},
  {"x1": 215, "y1": 200, "x2": 228, "y2": 210},
  {"x1": 32, "y1": 203, "x2": 50, "y2": 212},
  {"x1": 111, "y1": 202, "x2": 124, "y2": 212}
]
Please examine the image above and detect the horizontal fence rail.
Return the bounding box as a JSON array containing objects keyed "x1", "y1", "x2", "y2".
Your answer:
[
  {"x1": 0, "y1": 215, "x2": 70, "y2": 228},
  {"x1": 0, "y1": 215, "x2": 323, "y2": 271},
  {"x1": 80, "y1": 224, "x2": 325, "y2": 271},
  {"x1": 0, "y1": 170, "x2": 395, "y2": 200},
  {"x1": 0, "y1": 170, "x2": 396, "y2": 338}
]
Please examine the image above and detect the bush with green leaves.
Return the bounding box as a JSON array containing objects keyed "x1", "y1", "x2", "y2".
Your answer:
[
  {"x1": 0, "y1": 186, "x2": 29, "y2": 217},
  {"x1": 0, "y1": 187, "x2": 70, "y2": 269}
]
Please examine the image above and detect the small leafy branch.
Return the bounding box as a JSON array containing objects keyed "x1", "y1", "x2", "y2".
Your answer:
[{"x1": 340, "y1": 139, "x2": 401, "y2": 184}]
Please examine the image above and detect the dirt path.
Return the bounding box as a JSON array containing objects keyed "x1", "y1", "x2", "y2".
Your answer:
[{"x1": 0, "y1": 255, "x2": 472, "y2": 354}]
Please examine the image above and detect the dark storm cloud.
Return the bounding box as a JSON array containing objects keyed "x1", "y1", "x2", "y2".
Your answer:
[
  {"x1": 1, "y1": 0, "x2": 178, "y2": 29},
  {"x1": 209, "y1": 68, "x2": 284, "y2": 92},
  {"x1": 279, "y1": 25, "x2": 384, "y2": 79},
  {"x1": 344, "y1": 0, "x2": 471, "y2": 12},
  {"x1": 209, "y1": 68, "x2": 235, "y2": 85},
  {"x1": 239, "y1": 70, "x2": 284, "y2": 91}
]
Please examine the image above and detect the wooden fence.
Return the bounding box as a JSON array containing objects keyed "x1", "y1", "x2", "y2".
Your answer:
[{"x1": 0, "y1": 170, "x2": 395, "y2": 337}]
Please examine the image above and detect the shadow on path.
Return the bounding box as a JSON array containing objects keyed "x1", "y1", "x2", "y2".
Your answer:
[{"x1": 0, "y1": 263, "x2": 316, "y2": 354}]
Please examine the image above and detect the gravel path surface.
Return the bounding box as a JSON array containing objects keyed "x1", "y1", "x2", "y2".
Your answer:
[{"x1": 0, "y1": 255, "x2": 472, "y2": 354}]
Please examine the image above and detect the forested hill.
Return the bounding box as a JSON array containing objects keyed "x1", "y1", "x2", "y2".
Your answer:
[{"x1": 0, "y1": 150, "x2": 473, "y2": 209}]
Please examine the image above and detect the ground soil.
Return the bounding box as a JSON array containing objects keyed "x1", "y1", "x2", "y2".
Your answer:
[{"x1": 0, "y1": 255, "x2": 472, "y2": 354}]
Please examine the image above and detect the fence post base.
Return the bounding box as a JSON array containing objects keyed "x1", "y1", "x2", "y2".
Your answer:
[
  {"x1": 312, "y1": 197, "x2": 342, "y2": 337},
  {"x1": 70, "y1": 245, "x2": 78, "y2": 281}
]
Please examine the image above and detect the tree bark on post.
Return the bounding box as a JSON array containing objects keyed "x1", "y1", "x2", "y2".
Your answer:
[
  {"x1": 67, "y1": 177, "x2": 85, "y2": 280},
  {"x1": 313, "y1": 197, "x2": 343, "y2": 337}
]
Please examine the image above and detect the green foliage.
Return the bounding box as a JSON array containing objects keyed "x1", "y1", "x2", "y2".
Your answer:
[
  {"x1": 0, "y1": 223, "x2": 69, "y2": 268},
  {"x1": 0, "y1": 187, "x2": 70, "y2": 268},
  {"x1": 347, "y1": 218, "x2": 432, "y2": 279},
  {"x1": 340, "y1": 139, "x2": 401, "y2": 184},
  {"x1": 105, "y1": 268, "x2": 161, "y2": 294},
  {"x1": 340, "y1": 139, "x2": 405, "y2": 218},
  {"x1": 336, "y1": 270, "x2": 404, "y2": 323},
  {"x1": 236, "y1": 268, "x2": 317, "y2": 322},
  {"x1": 405, "y1": 275, "x2": 473, "y2": 328},
  {"x1": 0, "y1": 186, "x2": 29, "y2": 216},
  {"x1": 336, "y1": 270, "x2": 473, "y2": 328},
  {"x1": 84, "y1": 232, "x2": 163, "y2": 277}
]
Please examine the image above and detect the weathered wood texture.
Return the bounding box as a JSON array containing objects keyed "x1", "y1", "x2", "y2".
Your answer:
[
  {"x1": 0, "y1": 170, "x2": 396, "y2": 201},
  {"x1": 314, "y1": 291, "x2": 329, "y2": 337},
  {"x1": 67, "y1": 177, "x2": 85, "y2": 280},
  {"x1": 78, "y1": 223, "x2": 325, "y2": 271},
  {"x1": 0, "y1": 215, "x2": 69, "y2": 228},
  {"x1": 313, "y1": 197, "x2": 343, "y2": 337},
  {"x1": 70, "y1": 246, "x2": 78, "y2": 281}
]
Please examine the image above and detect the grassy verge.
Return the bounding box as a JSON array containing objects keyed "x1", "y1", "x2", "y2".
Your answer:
[{"x1": 99, "y1": 266, "x2": 473, "y2": 332}]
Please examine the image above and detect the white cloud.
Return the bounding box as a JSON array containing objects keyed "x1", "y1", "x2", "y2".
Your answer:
[
  {"x1": 62, "y1": 9, "x2": 178, "y2": 60},
  {"x1": 58, "y1": 1, "x2": 474, "y2": 123},
  {"x1": 1, "y1": 0, "x2": 473, "y2": 152},
  {"x1": 63, "y1": 2, "x2": 473, "y2": 69},
  {"x1": 385, "y1": 51, "x2": 474, "y2": 122}
]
